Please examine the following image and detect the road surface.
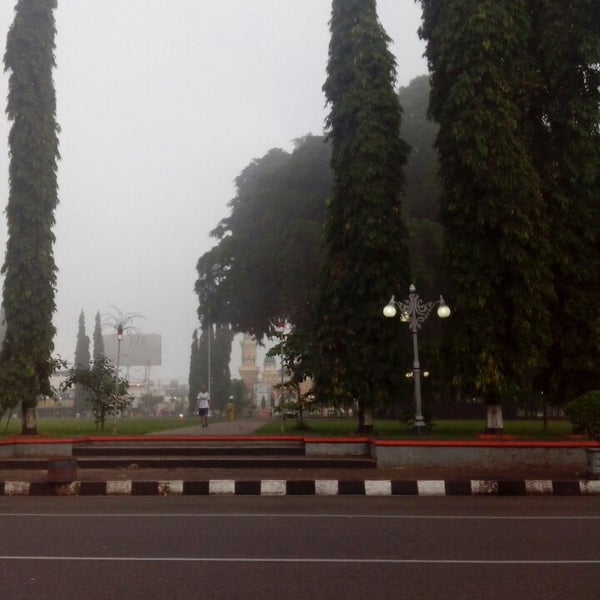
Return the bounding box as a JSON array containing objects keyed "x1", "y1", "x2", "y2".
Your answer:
[{"x1": 0, "y1": 496, "x2": 598, "y2": 599}]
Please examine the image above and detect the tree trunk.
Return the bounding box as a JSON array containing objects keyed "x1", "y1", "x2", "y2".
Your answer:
[
  {"x1": 542, "y1": 393, "x2": 548, "y2": 431},
  {"x1": 485, "y1": 403, "x2": 504, "y2": 434},
  {"x1": 357, "y1": 402, "x2": 373, "y2": 433},
  {"x1": 21, "y1": 402, "x2": 37, "y2": 435}
]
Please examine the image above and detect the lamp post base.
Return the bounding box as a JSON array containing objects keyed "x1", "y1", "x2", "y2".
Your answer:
[
  {"x1": 485, "y1": 404, "x2": 504, "y2": 435},
  {"x1": 412, "y1": 420, "x2": 429, "y2": 436}
]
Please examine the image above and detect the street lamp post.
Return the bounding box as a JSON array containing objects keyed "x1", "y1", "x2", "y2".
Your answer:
[
  {"x1": 383, "y1": 284, "x2": 451, "y2": 434},
  {"x1": 104, "y1": 307, "x2": 145, "y2": 434},
  {"x1": 270, "y1": 320, "x2": 288, "y2": 408},
  {"x1": 112, "y1": 324, "x2": 123, "y2": 435},
  {"x1": 278, "y1": 321, "x2": 287, "y2": 431},
  {"x1": 269, "y1": 319, "x2": 288, "y2": 431}
]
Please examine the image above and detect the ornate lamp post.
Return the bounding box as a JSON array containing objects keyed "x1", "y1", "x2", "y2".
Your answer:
[
  {"x1": 383, "y1": 284, "x2": 451, "y2": 434},
  {"x1": 270, "y1": 319, "x2": 288, "y2": 409},
  {"x1": 104, "y1": 307, "x2": 144, "y2": 433},
  {"x1": 113, "y1": 324, "x2": 123, "y2": 427}
]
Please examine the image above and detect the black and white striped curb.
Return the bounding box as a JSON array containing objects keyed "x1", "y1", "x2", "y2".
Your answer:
[{"x1": 2, "y1": 479, "x2": 599, "y2": 496}]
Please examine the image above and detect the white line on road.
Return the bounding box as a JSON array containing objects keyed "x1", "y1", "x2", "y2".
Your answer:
[
  {"x1": 0, "y1": 556, "x2": 598, "y2": 564},
  {"x1": 0, "y1": 513, "x2": 598, "y2": 520}
]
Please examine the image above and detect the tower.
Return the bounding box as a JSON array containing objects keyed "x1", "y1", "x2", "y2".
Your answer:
[
  {"x1": 262, "y1": 355, "x2": 280, "y2": 387},
  {"x1": 238, "y1": 334, "x2": 260, "y2": 391}
]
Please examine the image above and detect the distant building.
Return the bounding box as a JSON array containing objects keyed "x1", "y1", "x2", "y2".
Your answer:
[
  {"x1": 238, "y1": 335, "x2": 291, "y2": 412},
  {"x1": 262, "y1": 355, "x2": 280, "y2": 387},
  {"x1": 238, "y1": 334, "x2": 260, "y2": 391},
  {"x1": 45, "y1": 369, "x2": 188, "y2": 418}
]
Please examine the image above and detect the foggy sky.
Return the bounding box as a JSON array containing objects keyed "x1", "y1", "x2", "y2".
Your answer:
[{"x1": 0, "y1": 1, "x2": 428, "y2": 383}]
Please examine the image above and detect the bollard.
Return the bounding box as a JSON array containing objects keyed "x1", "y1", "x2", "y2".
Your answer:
[
  {"x1": 226, "y1": 402, "x2": 235, "y2": 421},
  {"x1": 47, "y1": 457, "x2": 78, "y2": 483}
]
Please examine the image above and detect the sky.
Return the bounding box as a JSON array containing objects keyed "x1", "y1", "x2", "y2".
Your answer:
[{"x1": 0, "y1": 0, "x2": 428, "y2": 385}]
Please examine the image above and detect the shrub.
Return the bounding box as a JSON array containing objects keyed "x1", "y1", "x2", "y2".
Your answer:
[{"x1": 564, "y1": 391, "x2": 600, "y2": 442}]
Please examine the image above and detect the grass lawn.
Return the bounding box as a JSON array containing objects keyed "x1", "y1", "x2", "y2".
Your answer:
[
  {"x1": 0, "y1": 415, "x2": 578, "y2": 441},
  {"x1": 0, "y1": 416, "x2": 204, "y2": 438},
  {"x1": 255, "y1": 417, "x2": 577, "y2": 441}
]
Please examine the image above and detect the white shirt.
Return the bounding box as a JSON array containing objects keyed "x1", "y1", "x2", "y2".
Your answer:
[{"x1": 197, "y1": 392, "x2": 210, "y2": 410}]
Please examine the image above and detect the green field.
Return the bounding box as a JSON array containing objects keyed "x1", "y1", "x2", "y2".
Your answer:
[
  {"x1": 0, "y1": 416, "x2": 202, "y2": 438},
  {"x1": 0, "y1": 415, "x2": 578, "y2": 441},
  {"x1": 255, "y1": 417, "x2": 576, "y2": 441}
]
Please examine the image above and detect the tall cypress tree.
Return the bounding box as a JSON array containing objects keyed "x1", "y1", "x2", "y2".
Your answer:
[
  {"x1": 0, "y1": 0, "x2": 60, "y2": 433},
  {"x1": 211, "y1": 324, "x2": 234, "y2": 413},
  {"x1": 315, "y1": 0, "x2": 411, "y2": 430},
  {"x1": 187, "y1": 329, "x2": 201, "y2": 414},
  {"x1": 73, "y1": 311, "x2": 91, "y2": 414},
  {"x1": 419, "y1": 1, "x2": 554, "y2": 423},
  {"x1": 92, "y1": 311, "x2": 105, "y2": 362},
  {"x1": 197, "y1": 326, "x2": 210, "y2": 395},
  {"x1": 193, "y1": 323, "x2": 234, "y2": 414},
  {"x1": 0, "y1": 305, "x2": 6, "y2": 348}
]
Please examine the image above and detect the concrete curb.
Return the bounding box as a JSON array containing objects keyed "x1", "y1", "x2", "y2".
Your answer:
[{"x1": 2, "y1": 478, "x2": 599, "y2": 497}]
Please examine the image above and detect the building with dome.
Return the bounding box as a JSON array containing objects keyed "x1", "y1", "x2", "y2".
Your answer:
[{"x1": 238, "y1": 334, "x2": 289, "y2": 414}]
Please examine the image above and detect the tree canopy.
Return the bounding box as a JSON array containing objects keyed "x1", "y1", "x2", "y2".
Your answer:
[
  {"x1": 419, "y1": 0, "x2": 599, "y2": 405},
  {"x1": 528, "y1": 0, "x2": 600, "y2": 403},
  {"x1": 399, "y1": 75, "x2": 444, "y2": 303},
  {"x1": 193, "y1": 73, "x2": 444, "y2": 403},
  {"x1": 195, "y1": 135, "x2": 331, "y2": 339}
]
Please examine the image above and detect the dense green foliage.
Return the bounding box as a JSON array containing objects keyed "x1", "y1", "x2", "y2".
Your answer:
[
  {"x1": 400, "y1": 75, "x2": 441, "y2": 223},
  {"x1": 314, "y1": 0, "x2": 411, "y2": 426},
  {"x1": 564, "y1": 391, "x2": 600, "y2": 442},
  {"x1": 0, "y1": 0, "x2": 60, "y2": 432},
  {"x1": 195, "y1": 135, "x2": 331, "y2": 338},
  {"x1": 419, "y1": 0, "x2": 599, "y2": 407},
  {"x1": 210, "y1": 324, "x2": 235, "y2": 411},
  {"x1": 399, "y1": 76, "x2": 444, "y2": 305},
  {"x1": 420, "y1": 0, "x2": 559, "y2": 404},
  {"x1": 194, "y1": 76, "x2": 441, "y2": 408},
  {"x1": 73, "y1": 311, "x2": 91, "y2": 413},
  {"x1": 225, "y1": 378, "x2": 251, "y2": 416},
  {"x1": 529, "y1": 0, "x2": 600, "y2": 404}
]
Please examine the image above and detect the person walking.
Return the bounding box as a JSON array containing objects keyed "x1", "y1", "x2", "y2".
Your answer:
[{"x1": 197, "y1": 386, "x2": 210, "y2": 427}]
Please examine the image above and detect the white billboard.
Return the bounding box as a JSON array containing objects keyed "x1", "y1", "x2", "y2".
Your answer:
[{"x1": 103, "y1": 333, "x2": 162, "y2": 367}]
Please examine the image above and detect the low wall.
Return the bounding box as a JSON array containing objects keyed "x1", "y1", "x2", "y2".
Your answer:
[
  {"x1": 0, "y1": 436, "x2": 596, "y2": 471},
  {"x1": 0, "y1": 440, "x2": 72, "y2": 458},
  {"x1": 303, "y1": 438, "x2": 596, "y2": 470},
  {"x1": 305, "y1": 439, "x2": 369, "y2": 457},
  {"x1": 372, "y1": 441, "x2": 594, "y2": 470}
]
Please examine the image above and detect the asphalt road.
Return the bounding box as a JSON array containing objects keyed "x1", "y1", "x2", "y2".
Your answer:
[{"x1": 0, "y1": 497, "x2": 598, "y2": 600}]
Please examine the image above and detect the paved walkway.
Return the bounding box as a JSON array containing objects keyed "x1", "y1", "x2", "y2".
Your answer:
[{"x1": 154, "y1": 417, "x2": 268, "y2": 437}]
